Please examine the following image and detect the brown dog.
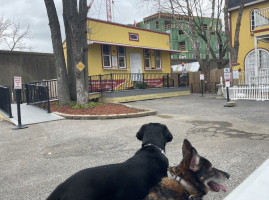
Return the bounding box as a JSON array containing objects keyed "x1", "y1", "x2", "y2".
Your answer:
[{"x1": 145, "y1": 139, "x2": 229, "y2": 200}]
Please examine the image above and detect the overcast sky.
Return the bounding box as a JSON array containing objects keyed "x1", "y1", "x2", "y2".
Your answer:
[{"x1": 0, "y1": 0, "x2": 151, "y2": 53}]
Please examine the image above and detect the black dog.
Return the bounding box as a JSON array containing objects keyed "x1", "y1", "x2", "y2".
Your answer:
[{"x1": 47, "y1": 123, "x2": 173, "y2": 200}]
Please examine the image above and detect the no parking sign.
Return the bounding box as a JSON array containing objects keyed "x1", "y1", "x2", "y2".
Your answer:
[{"x1": 14, "y1": 76, "x2": 22, "y2": 89}]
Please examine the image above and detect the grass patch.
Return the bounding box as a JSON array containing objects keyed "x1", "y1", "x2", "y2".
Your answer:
[{"x1": 71, "y1": 102, "x2": 102, "y2": 109}]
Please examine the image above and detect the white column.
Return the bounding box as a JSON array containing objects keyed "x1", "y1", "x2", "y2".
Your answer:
[{"x1": 254, "y1": 36, "x2": 259, "y2": 77}]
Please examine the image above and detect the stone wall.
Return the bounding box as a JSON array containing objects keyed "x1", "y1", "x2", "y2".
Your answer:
[{"x1": 0, "y1": 50, "x2": 56, "y2": 87}]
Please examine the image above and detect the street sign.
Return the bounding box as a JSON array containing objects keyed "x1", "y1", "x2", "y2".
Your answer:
[
  {"x1": 200, "y1": 74, "x2": 204, "y2": 80},
  {"x1": 225, "y1": 80, "x2": 230, "y2": 87},
  {"x1": 14, "y1": 76, "x2": 22, "y2": 89},
  {"x1": 224, "y1": 68, "x2": 230, "y2": 80},
  {"x1": 233, "y1": 70, "x2": 239, "y2": 79},
  {"x1": 76, "y1": 62, "x2": 85, "y2": 71}
]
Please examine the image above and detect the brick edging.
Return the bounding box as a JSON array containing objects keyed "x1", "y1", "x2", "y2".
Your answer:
[{"x1": 52, "y1": 104, "x2": 157, "y2": 120}]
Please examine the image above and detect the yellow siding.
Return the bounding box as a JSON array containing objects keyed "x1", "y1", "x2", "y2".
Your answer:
[
  {"x1": 88, "y1": 44, "x2": 171, "y2": 76},
  {"x1": 230, "y1": 1, "x2": 269, "y2": 71},
  {"x1": 64, "y1": 19, "x2": 172, "y2": 76},
  {"x1": 87, "y1": 19, "x2": 170, "y2": 50}
]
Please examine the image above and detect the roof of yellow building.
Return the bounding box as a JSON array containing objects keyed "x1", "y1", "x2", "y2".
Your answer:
[{"x1": 228, "y1": 0, "x2": 267, "y2": 11}]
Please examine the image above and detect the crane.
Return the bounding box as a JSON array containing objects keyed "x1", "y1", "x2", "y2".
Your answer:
[{"x1": 106, "y1": 0, "x2": 112, "y2": 22}]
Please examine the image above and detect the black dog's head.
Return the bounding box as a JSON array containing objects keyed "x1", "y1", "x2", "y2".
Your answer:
[{"x1": 136, "y1": 123, "x2": 173, "y2": 151}]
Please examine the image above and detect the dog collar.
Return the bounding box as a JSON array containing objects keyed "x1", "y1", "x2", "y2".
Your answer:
[
  {"x1": 169, "y1": 170, "x2": 203, "y2": 200},
  {"x1": 143, "y1": 143, "x2": 165, "y2": 155}
]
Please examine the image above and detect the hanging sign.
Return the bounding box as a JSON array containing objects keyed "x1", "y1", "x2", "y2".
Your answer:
[{"x1": 14, "y1": 76, "x2": 22, "y2": 89}]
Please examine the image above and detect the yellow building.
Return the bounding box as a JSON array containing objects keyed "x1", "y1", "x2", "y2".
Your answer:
[
  {"x1": 86, "y1": 18, "x2": 179, "y2": 76},
  {"x1": 229, "y1": 0, "x2": 269, "y2": 83}
]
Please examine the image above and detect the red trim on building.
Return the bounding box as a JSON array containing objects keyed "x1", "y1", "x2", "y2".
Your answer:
[{"x1": 253, "y1": 28, "x2": 269, "y2": 33}]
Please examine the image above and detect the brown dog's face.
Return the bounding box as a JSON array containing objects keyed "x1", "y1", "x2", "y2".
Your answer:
[{"x1": 170, "y1": 139, "x2": 229, "y2": 194}]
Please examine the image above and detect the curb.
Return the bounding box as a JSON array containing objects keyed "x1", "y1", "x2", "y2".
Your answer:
[{"x1": 52, "y1": 104, "x2": 157, "y2": 120}]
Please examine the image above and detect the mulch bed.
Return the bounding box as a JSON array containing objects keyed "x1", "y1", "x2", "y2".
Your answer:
[{"x1": 50, "y1": 103, "x2": 141, "y2": 115}]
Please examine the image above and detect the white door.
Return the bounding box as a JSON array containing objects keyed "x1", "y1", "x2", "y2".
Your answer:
[{"x1": 130, "y1": 53, "x2": 142, "y2": 81}]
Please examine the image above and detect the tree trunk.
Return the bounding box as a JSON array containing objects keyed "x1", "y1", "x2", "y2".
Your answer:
[
  {"x1": 63, "y1": 0, "x2": 77, "y2": 101},
  {"x1": 224, "y1": 0, "x2": 245, "y2": 64},
  {"x1": 44, "y1": 0, "x2": 71, "y2": 106},
  {"x1": 79, "y1": 0, "x2": 89, "y2": 92},
  {"x1": 68, "y1": 0, "x2": 88, "y2": 104}
]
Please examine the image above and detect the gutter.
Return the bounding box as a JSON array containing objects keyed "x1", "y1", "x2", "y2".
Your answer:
[{"x1": 228, "y1": 0, "x2": 267, "y2": 11}]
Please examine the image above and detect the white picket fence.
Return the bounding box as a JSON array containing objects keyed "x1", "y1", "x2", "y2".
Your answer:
[{"x1": 228, "y1": 85, "x2": 269, "y2": 101}]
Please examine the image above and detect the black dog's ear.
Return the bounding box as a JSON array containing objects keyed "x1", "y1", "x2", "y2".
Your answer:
[
  {"x1": 163, "y1": 125, "x2": 173, "y2": 142},
  {"x1": 136, "y1": 125, "x2": 145, "y2": 141}
]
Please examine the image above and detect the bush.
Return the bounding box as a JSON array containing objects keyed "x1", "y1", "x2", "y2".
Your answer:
[
  {"x1": 71, "y1": 102, "x2": 102, "y2": 109},
  {"x1": 136, "y1": 82, "x2": 149, "y2": 89}
]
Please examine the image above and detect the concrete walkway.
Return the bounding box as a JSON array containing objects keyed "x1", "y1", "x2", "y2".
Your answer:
[
  {"x1": 224, "y1": 158, "x2": 269, "y2": 200},
  {"x1": 1, "y1": 103, "x2": 64, "y2": 125}
]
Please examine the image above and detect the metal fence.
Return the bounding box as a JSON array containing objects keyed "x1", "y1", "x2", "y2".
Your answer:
[
  {"x1": 0, "y1": 86, "x2": 12, "y2": 118},
  {"x1": 25, "y1": 84, "x2": 50, "y2": 113},
  {"x1": 89, "y1": 73, "x2": 175, "y2": 93}
]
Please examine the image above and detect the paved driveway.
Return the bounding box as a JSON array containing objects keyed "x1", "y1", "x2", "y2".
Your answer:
[{"x1": 0, "y1": 94, "x2": 268, "y2": 200}]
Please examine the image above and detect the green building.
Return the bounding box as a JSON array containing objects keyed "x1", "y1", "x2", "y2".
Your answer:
[{"x1": 137, "y1": 12, "x2": 228, "y2": 60}]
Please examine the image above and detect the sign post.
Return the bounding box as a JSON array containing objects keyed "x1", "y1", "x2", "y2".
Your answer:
[
  {"x1": 224, "y1": 68, "x2": 230, "y2": 102},
  {"x1": 12, "y1": 76, "x2": 28, "y2": 130},
  {"x1": 200, "y1": 74, "x2": 204, "y2": 97}
]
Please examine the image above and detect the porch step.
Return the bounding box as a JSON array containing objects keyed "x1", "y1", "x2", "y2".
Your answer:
[{"x1": 89, "y1": 92, "x2": 101, "y2": 100}]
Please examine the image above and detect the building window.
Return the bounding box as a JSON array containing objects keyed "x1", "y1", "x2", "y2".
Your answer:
[
  {"x1": 164, "y1": 21, "x2": 171, "y2": 29},
  {"x1": 197, "y1": 41, "x2": 201, "y2": 48},
  {"x1": 129, "y1": 33, "x2": 139, "y2": 41},
  {"x1": 203, "y1": 24, "x2": 208, "y2": 30},
  {"x1": 245, "y1": 49, "x2": 269, "y2": 74},
  {"x1": 155, "y1": 50, "x2": 161, "y2": 69},
  {"x1": 102, "y1": 45, "x2": 111, "y2": 68},
  {"x1": 250, "y1": 9, "x2": 259, "y2": 31},
  {"x1": 216, "y1": 41, "x2": 219, "y2": 49},
  {"x1": 144, "y1": 49, "x2": 151, "y2": 69},
  {"x1": 118, "y1": 46, "x2": 126, "y2": 68},
  {"x1": 179, "y1": 41, "x2": 186, "y2": 51},
  {"x1": 156, "y1": 21, "x2": 159, "y2": 28}
]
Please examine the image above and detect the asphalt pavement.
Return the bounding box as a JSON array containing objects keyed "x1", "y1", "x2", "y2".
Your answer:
[{"x1": 0, "y1": 93, "x2": 268, "y2": 200}]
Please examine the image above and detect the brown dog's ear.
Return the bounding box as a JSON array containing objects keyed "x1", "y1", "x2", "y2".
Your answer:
[
  {"x1": 190, "y1": 147, "x2": 200, "y2": 172},
  {"x1": 182, "y1": 139, "x2": 192, "y2": 157},
  {"x1": 136, "y1": 125, "x2": 145, "y2": 141},
  {"x1": 163, "y1": 125, "x2": 173, "y2": 142}
]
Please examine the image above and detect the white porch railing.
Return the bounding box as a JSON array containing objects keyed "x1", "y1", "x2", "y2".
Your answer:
[
  {"x1": 254, "y1": 7, "x2": 269, "y2": 27},
  {"x1": 227, "y1": 85, "x2": 269, "y2": 101}
]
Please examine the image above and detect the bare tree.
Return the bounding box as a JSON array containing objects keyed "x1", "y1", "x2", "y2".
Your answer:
[
  {"x1": 44, "y1": 0, "x2": 89, "y2": 105},
  {"x1": 0, "y1": 15, "x2": 33, "y2": 51},
  {"x1": 44, "y1": 0, "x2": 71, "y2": 106},
  {"x1": 224, "y1": 0, "x2": 245, "y2": 65}
]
